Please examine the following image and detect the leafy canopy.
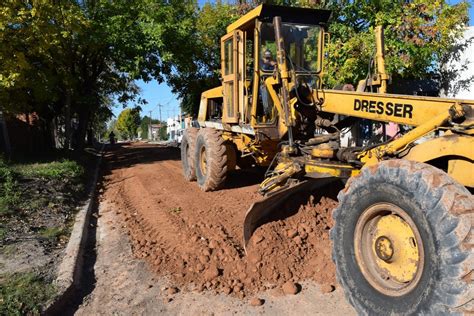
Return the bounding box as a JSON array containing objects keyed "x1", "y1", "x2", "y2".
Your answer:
[{"x1": 116, "y1": 107, "x2": 141, "y2": 139}]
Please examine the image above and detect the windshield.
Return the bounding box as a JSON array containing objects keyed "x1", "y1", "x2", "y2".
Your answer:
[{"x1": 260, "y1": 22, "x2": 321, "y2": 73}]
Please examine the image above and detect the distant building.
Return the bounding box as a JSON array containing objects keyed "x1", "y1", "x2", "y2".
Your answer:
[
  {"x1": 166, "y1": 115, "x2": 195, "y2": 143},
  {"x1": 148, "y1": 123, "x2": 162, "y2": 141}
]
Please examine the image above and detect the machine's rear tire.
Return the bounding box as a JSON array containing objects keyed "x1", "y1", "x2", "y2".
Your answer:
[
  {"x1": 331, "y1": 160, "x2": 473, "y2": 315},
  {"x1": 181, "y1": 127, "x2": 198, "y2": 181},
  {"x1": 225, "y1": 143, "x2": 237, "y2": 172},
  {"x1": 195, "y1": 128, "x2": 228, "y2": 191}
]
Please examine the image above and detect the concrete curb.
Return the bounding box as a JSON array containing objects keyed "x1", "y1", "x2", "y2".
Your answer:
[{"x1": 44, "y1": 144, "x2": 105, "y2": 315}]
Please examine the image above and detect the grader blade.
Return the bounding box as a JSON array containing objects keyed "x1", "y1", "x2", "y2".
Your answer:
[{"x1": 243, "y1": 178, "x2": 338, "y2": 253}]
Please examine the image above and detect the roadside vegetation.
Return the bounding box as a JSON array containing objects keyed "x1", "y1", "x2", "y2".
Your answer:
[
  {"x1": 0, "y1": 272, "x2": 56, "y2": 315},
  {"x1": 0, "y1": 152, "x2": 92, "y2": 314}
]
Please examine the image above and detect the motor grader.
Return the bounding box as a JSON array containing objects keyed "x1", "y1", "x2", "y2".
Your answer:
[{"x1": 180, "y1": 4, "x2": 473, "y2": 315}]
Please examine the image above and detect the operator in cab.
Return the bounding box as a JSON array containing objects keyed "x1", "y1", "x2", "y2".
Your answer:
[
  {"x1": 261, "y1": 49, "x2": 276, "y2": 71},
  {"x1": 260, "y1": 49, "x2": 276, "y2": 119}
]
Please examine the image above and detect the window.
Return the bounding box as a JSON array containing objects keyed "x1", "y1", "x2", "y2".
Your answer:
[
  {"x1": 224, "y1": 82, "x2": 234, "y2": 118},
  {"x1": 260, "y1": 22, "x2": 321, "y2": 73},
  {"x1": 224, "y1": 38, "x2": 233, "y2": 75}
]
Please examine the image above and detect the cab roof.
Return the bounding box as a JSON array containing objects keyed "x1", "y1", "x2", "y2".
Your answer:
[{"x1": 226, "y1": 4, "x2": 332, "y2": 33}]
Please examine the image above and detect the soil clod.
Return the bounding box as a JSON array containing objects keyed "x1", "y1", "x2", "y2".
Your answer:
[
  {"x1": 282, "y1": 281, "x2": 300, "y2": 295},
  {"x1": 249, "y1": 297, "x2": 264, "y2": 306},
  {"x1": 321, "y1": 284, "x2": 335, "y2": 293}
]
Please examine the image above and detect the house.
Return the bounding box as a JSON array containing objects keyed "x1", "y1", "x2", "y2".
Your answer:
[
  {"x1": 167, "y1": 115, "x2": 195, "y2": 143},
  {"x1": 148, "y1": 123, "x2": 163, "y2": 141}
]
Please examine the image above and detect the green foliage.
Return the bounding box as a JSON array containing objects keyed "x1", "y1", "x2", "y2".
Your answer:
[
  {"x1": 169, "y1": 206, "x2": 182, "y2": 213},
  {"x1": 116, "y1": 107, "x2": 142, "y2": 140},
  {"x1": 164, "y1": 2, "x2": 239, "y2": 115},
  {"x1": 139, "y1": 115, "x2": 160, "y2": 139},
  {"x1": 0, "y1": 156, "x2": 84, "y2": 215},
  {"x1": 39, "y1": 226, "x2": 66, "y2": 241},
  {"x1": 322, "y1": 0, "x2": 470, "y2": 87},
  {"x1": 159, "y1": 123, "x2": 168, "y2": 141},
  {"x1": 0, "y1": 0, "x2": 189, "y2": 149},
  {"x1": 13, "y1": 160, "x2": 84, "y2": 180},
  {"x1": 0, "y1": 159, "x2": 20, "y2": 215},
  {"x1": 0, "y1": 272, "x2": 56, "y2": 315},
  {"x1": 0, "y1": 226, "x2": 6, "y2": 240}
]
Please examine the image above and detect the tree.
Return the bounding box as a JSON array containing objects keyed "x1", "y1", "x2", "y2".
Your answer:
[
  {"x1": 161, "y1": 2, "x2": 239, "y2": 116},
  {"x1": 0, "y1": 0, "x2": 196, "y2": 150},
  {"x1": 323, "y1": 0, "x2": 470, "y2": 88},
  {"x1": 116, "y1": 107, "x2": 141, "y2": 140}
]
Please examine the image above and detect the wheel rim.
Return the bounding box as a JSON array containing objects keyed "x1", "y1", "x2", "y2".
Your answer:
[
  {"x1": 354, "y1": 203, "x2": 424, "y2": 296},
  {"x1": 199, "y1": 146, "x2": 207, "y2": 176}
]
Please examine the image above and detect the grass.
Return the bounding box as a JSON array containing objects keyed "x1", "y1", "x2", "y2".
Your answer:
[
  {"x1": 169, "y1": 206, "x2": 182, "y2": 213},
  {"x1": 39, "y1": 226, "x2": 66, "y2": 241},
  {"x1": 0, "y1": 244, "x2": 17, "y2": 258},
  {"x1": 0, "y1": 159, "x2": 20, "y2": 215},
  {"x1": 13, "y1": 159, "x2": 84, "y2": 180},
  {"x1": 0, "y1": 226, "x2": 6, "y2": 240},
  {"x1": 0, "y1": 272, "x2": 56, "y2": 315},
  {"x1": 0, "y1": 155, "x2": 87, "y2": 314},
  {"x1": 0, "y1": 158, "x2": 84, "y2": 215}
]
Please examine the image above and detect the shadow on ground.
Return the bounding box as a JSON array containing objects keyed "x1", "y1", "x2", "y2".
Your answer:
[
  {"x1": 105, "y1": 142, "x2": 265, "y2": 190},
  {"x1": 104, "y1": 143, "x2": 181, "y2": 170}
]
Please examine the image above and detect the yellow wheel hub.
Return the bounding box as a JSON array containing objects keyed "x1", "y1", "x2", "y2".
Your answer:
[
  {"x1": 354, "y1": 203, "x2": 424, "y2": 296},
  {"x1": 372, "y1": 214, "x2": 419, "y2": 283}
]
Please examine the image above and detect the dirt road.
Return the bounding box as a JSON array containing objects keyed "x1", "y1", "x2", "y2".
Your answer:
[{"x1": 76, "y1": 143, "x2": 355, "y2": 315}]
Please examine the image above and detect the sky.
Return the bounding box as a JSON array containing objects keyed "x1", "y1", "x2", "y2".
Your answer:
[{"x1": 112, "y1": 1, "x2": 474, "y2": 121}]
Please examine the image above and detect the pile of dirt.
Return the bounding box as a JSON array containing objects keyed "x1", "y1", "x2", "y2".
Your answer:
[
  {"x1": 244, "y1": 196, "x2": 338, "y2": 293},
  {"x1": 117, "y1": 186, "x2": 338, "y2": 298}
]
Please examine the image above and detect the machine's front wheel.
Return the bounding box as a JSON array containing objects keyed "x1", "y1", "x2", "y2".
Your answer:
[
  {"x1": 331, "y1": 160, "x2": 473, "y2": 315},
  {"x1": 195, "y1": 128, "x2": 228, "y2": 191},
  {"x1": 181, "y1": 127, "x2": 198, "y2": 181}
]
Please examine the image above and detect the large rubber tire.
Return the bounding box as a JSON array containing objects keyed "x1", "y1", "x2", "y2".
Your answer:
[
  {"x1": 225, "y1": 142, "x2": 237, "y2": 172},
  {"x1": 180, "y1": 127, "x2": 198, "y2": 181},
  {"x1": 331, "y1": 160, "x2": 473, "y2": 315},
  {"x1": 195, "y1": 128, "x2": 228, "y2": 191}
]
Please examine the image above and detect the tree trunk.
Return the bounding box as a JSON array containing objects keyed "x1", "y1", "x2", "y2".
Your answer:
[
  {"x1": 75, "y1": 108, "x2": 91, "y2": 151},
  {"x1": 64, "y1": 89, "x2": 72, "y2": 150},
  {"x1": 0, "y1": 111, "x2": 11, "y2": 158}
]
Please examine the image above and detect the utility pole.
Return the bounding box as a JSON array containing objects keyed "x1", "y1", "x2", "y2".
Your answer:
[
  {"x1": 157, "y1": 103, "x2": 162, "y2": 140},
  {"x1": 148, "y1": 110, "x2": 152, "y2": 141},
  {"x1": 157, "y1": 103, "x2": 162, "y2": 122}
]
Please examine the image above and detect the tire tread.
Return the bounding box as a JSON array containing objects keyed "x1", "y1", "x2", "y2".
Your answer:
[{"x1": 331, "y1": 160, "x2": 473, "y2": 315}]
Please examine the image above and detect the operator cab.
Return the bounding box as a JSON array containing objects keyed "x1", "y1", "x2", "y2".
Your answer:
[{"x1": 198, "y1": 4, "x2": 331, "y2": 138}]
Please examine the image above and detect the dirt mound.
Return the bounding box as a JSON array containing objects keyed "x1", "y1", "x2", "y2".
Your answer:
[
  {"x1": 119, "y1": 192, "x2": 338, "y2": 298},
  {"x1": 104, "y1": 144, "x2": 340, "y2": 299},
  {"x1": 244, "y1": 196, "x2": 338, "y2": 293}
]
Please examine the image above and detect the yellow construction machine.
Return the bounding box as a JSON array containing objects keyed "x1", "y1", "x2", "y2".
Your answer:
[{"x1": 181, "y1": 5, "x2": 473, "y2": 314}]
